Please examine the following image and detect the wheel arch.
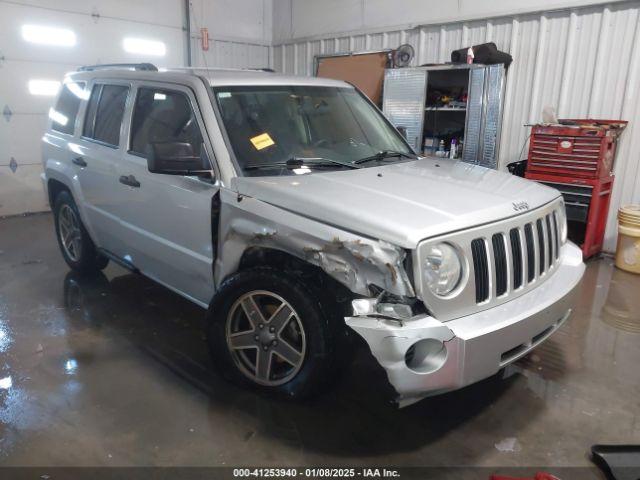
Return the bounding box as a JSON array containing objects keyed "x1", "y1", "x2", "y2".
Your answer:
[
  {"x1": 214, "y1": 246, "x2": 354, "y2": 321},
  {"x1": 47, "y1": 178, "x2": 71, "y2": 206}
]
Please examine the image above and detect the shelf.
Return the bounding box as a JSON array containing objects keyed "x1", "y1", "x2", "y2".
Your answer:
[{"x1": 425, "y1": 107, "x2": 467, "y2": 111}]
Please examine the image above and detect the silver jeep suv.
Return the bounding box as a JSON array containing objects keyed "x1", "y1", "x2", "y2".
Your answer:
[{"x1": 42, "y1": 64, "x2": 585, "y2": 406}]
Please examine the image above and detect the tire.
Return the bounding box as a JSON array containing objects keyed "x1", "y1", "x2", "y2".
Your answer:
[
  {"x1": 53, "y1": 190, "x2": 109, "y2": 273},
  {"x1": 207, "y1": 267, "x2": 340, "y2": 399}
]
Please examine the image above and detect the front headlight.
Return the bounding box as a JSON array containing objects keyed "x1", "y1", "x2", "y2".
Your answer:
[
  {"x1": 424, "y1": 243, "x2": 463, "y2": 296},
  {"x1": 556, "y1": 202, "x2": 568, "y2": 244}
]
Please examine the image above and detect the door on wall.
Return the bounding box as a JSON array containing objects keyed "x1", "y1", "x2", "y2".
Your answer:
[{"x1": 0, "y1": 0, "x2": 185, "y2": 217}]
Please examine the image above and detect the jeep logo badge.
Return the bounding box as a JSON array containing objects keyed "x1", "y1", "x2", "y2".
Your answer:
[{"x1": 513, "y1": 201, "x2": 529, "y2": 211}]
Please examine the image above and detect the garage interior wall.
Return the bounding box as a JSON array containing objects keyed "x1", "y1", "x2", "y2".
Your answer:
[
  {"x1": 272, "y1": 0, "x2": 640, "y2": 252},
  {"x1": 188, "y1": 0, "x2": 271, "y2": 69},
  {"x1": 0, "y1": 0, "x2": 271, "y2": 217},
  {"x1": 3, "y1": 0, "x2": 639, "y2": 253}
]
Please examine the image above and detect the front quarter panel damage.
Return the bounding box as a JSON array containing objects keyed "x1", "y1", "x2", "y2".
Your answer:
[{"x1": 215, "y1": 188, "x2": 415, "y2": 298}]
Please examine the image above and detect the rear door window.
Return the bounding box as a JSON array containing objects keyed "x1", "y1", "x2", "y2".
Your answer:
[
  {"x1": 83, "y1": 84, "x2": 129, "y2": 147},
  {"x1": 50, "y1": 82, "x2": 86, "y2": 135},
  {"x1": 129, "y1": 87, "x2": 203, "y2": 157}
]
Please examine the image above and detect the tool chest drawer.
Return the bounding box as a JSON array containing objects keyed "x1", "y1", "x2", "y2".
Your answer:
[
  {"x1": 525, "y1": 172, "x2": 613, "y2": 259},
  {"x1": 525, "y1": 120, "x2": 626, "y2": 179},
  {"x1": 528, "y1": 134, "x2": 610, "y2": 177},
  {"x1": 538, "y1": 181, "x2": 592, "y2": 223}
]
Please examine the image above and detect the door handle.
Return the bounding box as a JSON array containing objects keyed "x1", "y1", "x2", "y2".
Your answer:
[
  {"x1": 119, "y1": 175, "x2": 140, "y2": 188},
  {"x1": 72, "y1": 156, "x2": 87, "y2": 167}
]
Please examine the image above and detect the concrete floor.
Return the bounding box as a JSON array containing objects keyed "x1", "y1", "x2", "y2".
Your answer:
[{"x1": 1, "y1": 212, "x2": 639, "y2": 468}]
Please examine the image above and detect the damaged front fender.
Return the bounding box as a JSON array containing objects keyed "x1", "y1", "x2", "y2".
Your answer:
[{"x1": 216, "y1": 189, "x2": 415, "y2": 298}]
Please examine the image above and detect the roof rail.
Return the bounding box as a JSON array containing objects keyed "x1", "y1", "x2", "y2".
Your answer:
[{"x1": 77, "y1": 63, "x2": 158, "y2": 72}]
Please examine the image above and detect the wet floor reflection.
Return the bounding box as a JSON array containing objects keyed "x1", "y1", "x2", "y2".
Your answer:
[
  {"x1": 55, "y1": 270, "x2": 534, "y2": 460},
  {"x1": 602, "y1": 266, "x2": 640, "y2": 333}
]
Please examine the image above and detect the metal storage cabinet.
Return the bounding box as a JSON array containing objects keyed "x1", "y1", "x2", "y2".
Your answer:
[{"x1": 382, "y1": 64, "x2": 505, "y2": 169}]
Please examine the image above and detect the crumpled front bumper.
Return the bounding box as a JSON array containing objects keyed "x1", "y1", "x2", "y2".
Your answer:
[{"x1": 345, "y1": 242, "x2": 585, "y2": 407}]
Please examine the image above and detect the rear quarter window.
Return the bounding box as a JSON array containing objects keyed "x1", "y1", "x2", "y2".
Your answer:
[{"x1": 50, "y1": 82, "x2": 86, "y2": 135}]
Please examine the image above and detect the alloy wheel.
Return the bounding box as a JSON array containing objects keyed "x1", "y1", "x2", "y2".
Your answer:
[
  {"x1": 58, "y1": 204, "x2": 82, "y2": 262},
  {"x1": 225, "y1": 290, "x2": 306, "y2": 386}
]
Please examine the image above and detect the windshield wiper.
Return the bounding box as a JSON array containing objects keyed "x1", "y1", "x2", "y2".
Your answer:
[
  {"x1": 245, "y1": 156, "x2": 361, "y2": 171},
  {"x1": 354, "y1": 150, "x2": 418, "y2": 165}
]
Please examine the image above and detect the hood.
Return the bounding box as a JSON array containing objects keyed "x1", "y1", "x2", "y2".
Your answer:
[{"x1": 233, "y1": 159, "x2": 560, "y2": 249}]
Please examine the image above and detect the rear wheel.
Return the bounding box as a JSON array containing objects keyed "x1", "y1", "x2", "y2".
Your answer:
[
  {"x1": 53, "y1": 191, "x2": 109, "y2": 273},
  {"x1": 208, "y1": 267, "x2": 339, "y2": 399}
]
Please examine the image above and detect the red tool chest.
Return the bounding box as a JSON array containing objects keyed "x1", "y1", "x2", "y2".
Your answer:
[
  {"x1": 525, "y1": 119, "x2": 626, "y2": 259},
  {"x1": 526, "y1": 120, "x2": 626, "y2": 178}
]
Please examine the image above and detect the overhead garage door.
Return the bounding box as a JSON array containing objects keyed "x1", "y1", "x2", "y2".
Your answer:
[{"x1": 0, "y1": 0, "x2": 185, "y2": 216}]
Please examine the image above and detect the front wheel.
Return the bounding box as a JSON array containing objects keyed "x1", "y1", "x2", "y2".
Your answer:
[{"x1": 207, "y1": 267, "x2": 340, "y2": 399}]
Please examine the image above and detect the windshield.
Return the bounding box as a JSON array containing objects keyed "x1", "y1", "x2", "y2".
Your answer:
[{"x1": 212, "y1": 85, "x2": 414, "y2": 176}]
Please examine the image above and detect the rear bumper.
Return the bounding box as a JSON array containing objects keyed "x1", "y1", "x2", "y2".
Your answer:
[{"x1": 345, "y1": 242, "x2": 585, "y2": 407}]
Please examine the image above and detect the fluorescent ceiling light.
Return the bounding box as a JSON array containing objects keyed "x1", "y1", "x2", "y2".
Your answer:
[
  {"x1": 29, "y1": 79, "x2": 61, "y2": 96},
  {"x1": 49, "y1": 108, "x2": 68, "y2": 126},
  {"x1": 22, "y1": 24, "x2": 76, "y2": 47},
  {"x1": 123, "y1": 37, "x2": 166, "y2": 56}
]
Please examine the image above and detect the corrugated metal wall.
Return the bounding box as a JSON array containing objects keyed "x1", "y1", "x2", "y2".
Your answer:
[
  {"x1": 190, "y1": 37, "x2": 270, "y2": 69},
  {"x1": 273, "y1": 1, "x2": 640, "y2": 251}
]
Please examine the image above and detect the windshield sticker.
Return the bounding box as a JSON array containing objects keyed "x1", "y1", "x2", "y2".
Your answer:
[
  {"x1": 250, "y1": 133, "x2": 275, "y2": 151},
  {"x1": 218, "y1": 92, "x2": 231, "y2": 98}
]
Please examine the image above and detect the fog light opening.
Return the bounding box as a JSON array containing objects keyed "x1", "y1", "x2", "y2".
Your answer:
[{"x1": 404, "y1": 338, "x2": 447, "y2": 374}]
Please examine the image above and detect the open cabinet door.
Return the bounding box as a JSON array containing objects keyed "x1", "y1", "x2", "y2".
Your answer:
[
  {"x1": 462, "y1": 67, "x2": 486, "y2": 164},
  {"x1": 481, "y1": 64, "x2": 505, "y2": 169},
  {"x1": 382, "y1": 68, "x2": 428, "y2": 151},
  {"x1": 462, "y1": 64, "x2": 505, "y2": 168}
]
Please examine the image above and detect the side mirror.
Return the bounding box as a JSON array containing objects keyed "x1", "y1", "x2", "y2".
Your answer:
[
  {"x1": 146, "y1": 142, "x2": 211, "y2": 176},
  {"x1": 396, "y1": 126, "x2": 408, "y2": 139}
]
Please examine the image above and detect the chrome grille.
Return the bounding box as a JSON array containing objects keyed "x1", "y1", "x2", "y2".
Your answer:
[
  {"x1": 471, "y1": 238, "x2": 489, "y2": 303},
  {"x1": 471, "y1": 211, "x2": 562, "y2": 305},
  {"x1": 415, "y1": 198, "x2": 565, "y2": 322},
  {"x1": 524, "y1": 223, "x2": 535, "y2": 282},
  {"x1": 509, "y1": 228, "x2": 523, "y2": 290},
  {"x1": 492, "y1": 233, "x2": 508, "y2": 297},
  {"x1": 536, "y1": 218, "x2": 545, "y2": 275}
]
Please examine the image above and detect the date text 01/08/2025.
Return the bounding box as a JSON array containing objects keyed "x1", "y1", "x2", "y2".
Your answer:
[{"x1": 233, "y1": 468, "x2": 401, "y2": 478}]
